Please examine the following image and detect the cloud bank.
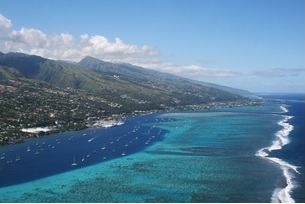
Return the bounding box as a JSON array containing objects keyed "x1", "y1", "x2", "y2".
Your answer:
[
  {"x1": 0, "y1": 14, "x2": 158, "y2": 63},
  {"x1": 0, "y1": 14, "x2": 11, "y2": 32},
  {"x1": 252, "y1": 68, "x2": 304, "y2": 78},
  {"x1": 0, "y1": 13, "x2": 303, "y2": 80}
]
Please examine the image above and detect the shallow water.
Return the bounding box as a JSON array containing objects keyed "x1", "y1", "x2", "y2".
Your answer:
[{"x1": 0, "y1": 94, "x2": 304, "y2": 202}]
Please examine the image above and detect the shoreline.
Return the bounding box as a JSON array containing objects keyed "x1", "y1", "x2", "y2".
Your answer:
[
  {"x1": 0, "y1": 100, "x2": 263, "y2": 146},
  {"x1": 0, "y1": 98, "x2": 300, "y2": 202},
  {"x1": 0, "y1": 103, "x2": 273, "y2": 202},
  {"x1": 255, "y1": 105, "x2": 299, "y2": 203}
]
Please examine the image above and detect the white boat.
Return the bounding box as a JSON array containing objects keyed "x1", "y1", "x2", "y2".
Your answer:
[
  {"x1": 71, "y1": 157, "x2": 78, "y2": 166},
  {"x1": 121, "y1": 151, "x2": 126, "y2": 156},
  {"x1": 101, "y1": 145, "x2": 106, "y2": 150},
  {"x1": 88, "y1": 137, "x2": 96, "y2": 142},
  {"x1": 15, "y1": 155, "x2": 21, "y2": 161}
]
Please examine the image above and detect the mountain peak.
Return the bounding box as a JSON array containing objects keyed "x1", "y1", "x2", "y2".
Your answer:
[
  {"x1": 79, "y1": 56, "x2": 108, "y2": 64},
  {"x1": 78, "y1": 56, "x2": 114, "y2": 70}
]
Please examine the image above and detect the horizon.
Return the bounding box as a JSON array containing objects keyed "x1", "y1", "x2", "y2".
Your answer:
[{"x1": 0, "y1": 0, "x2": 304, "y2": 93}]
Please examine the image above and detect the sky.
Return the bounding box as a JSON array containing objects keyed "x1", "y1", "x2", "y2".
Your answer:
[{"x1": 0, "y1": 0, "x2": 304, "y2": 93}]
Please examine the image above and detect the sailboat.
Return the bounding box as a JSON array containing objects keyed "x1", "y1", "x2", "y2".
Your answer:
[
  {"x1": 71, "y1": 157, "x2": 78, "y2": 166},
  {"x1": 88, "y1": 137, "x2": 96, "y2": 142},
  {"x1": 15, "y1": 155, "x2": 21, "y2": 161},
  {"x1": 35, "y1": 149, "x2": 40, "y2": 155}
]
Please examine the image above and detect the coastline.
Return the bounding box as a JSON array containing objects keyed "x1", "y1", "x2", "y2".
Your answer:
[
  {"x1": 0, "y1": 96, "x2": 302, "y2": 202},
  {"x1": 0, "y1": 99, "x2": 263, "y2": 146},
  {"x1": 0, "y1": 103, "x2": 279, "y2": 202},
  {"x1": 256, "y1": 105, "x2": 300, "y2": 203}
]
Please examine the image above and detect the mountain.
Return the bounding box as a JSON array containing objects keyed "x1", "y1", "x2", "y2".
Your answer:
[
  {"x1": 79, "y1": 56, "x2": 254, "y2": 97},
  {"x1": 0, "y1": 52, "x2": 249, "y2": 109},
  {"x1": 1, "y1": 52, "x2": 262, "y2": 145},
  {"x1": 78, "y1": 56, "x2": 252, "y2": 103},
  {"x1": 188, "y1": 80, "x2": 254, "y2": 97},
  {"x1": 78, "y1": 56, "x2": 251, "y2": 100}
]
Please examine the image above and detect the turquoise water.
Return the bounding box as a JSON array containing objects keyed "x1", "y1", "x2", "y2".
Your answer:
[{"x1": 0, "y1": 99, "x2": 303, "y2": 202}]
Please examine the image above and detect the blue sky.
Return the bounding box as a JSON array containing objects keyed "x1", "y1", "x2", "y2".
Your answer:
[{"x1": 0, "y1": 0, "x2": 304, "y2": 93}]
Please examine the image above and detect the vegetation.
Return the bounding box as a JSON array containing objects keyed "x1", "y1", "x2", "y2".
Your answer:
[{"x1": 0, "y1": 52, "x2": 262, "y2": 145}]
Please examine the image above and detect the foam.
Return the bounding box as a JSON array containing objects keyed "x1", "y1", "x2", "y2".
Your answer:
[
  {"x1": 257, "y1": 148, "x2": 299, "y2": 203},
  {"x1": 268, "y1": 116, "x2": 294, "y2": 151},
  {"x1": 255, "y1": 148, "x2": 269, "y2": 157},
  {"x1": 256, "y1": 114, "x2": 299, "y2": 203},
  {"x1": 270, "y1": 158, "x2": 298, "y2": 203},
  {"x1": 280, "y1": 105, "x2": 288, "y2": 113}
]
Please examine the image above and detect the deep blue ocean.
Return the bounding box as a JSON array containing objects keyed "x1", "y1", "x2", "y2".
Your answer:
[
  {"x1": 257, "y1": 93, "x2": 305, "y2": 202},
  {"x1": 0, "y1": 93, "x2": 304, "y2": 202}
]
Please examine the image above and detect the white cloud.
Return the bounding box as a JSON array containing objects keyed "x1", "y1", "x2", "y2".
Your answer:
[
  {"x1": 0, "y1": 14, "x2": 158, "y2": 62},
  {"x1": 6, "y1": 27, "x2": 49, "y2": 48},
  {"x1": 1, "y1": 19, "x2": 159, "y2": 63},
  {"x1": 0, "y1": 14, "x2": 11, "y2": 33},
  {"x1": 131, "y1": 60, "x2": 245, "y2": 79},
  {"x1": 0, "y1": 14, "x2": 248, "y2": 79},
  {"x1": 0, "y1": 13, "x2": 303, "y2": 82},
  {"x1": 60, "y1": 33, "x2": 74, "y2": 48},
  {"x1": 80, "y1": 34, "x2": 88, "y2": 40}
]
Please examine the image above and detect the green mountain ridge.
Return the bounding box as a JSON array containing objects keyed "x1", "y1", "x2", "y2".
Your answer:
[
  {"x1": 0, "y1": 52, "x2": 249, "y2": 107},
  {"x1": 78, "y1": 56, "x2": 251, "y2": 104},
  {"x1": 188, "y1": 79, "x2": 254, "y2": 97},
  {"x1": 0, "y1": 52, "x2": 262, "y2": 145},
  {"x1": 79, "y1": 56, "x2": 253, "y2": 97}
]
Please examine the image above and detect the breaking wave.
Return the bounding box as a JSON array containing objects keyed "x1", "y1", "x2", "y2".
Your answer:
[{"x1": 256, "y1": 106, "x2": 299, "y2": 203}]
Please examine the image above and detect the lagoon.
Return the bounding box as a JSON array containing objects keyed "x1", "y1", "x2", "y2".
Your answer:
[{"x1": 0, "y1": 94, "x2": 304, "y2": 202}]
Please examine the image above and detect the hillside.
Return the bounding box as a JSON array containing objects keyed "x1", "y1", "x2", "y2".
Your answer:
[
  {"x1": 0, "y1": 52, "x2": 262, "y2": 145},
  {"x1": 79, "y1": 56, "x2": 253, "y2": 96},
  {"x1": 78, "y1": 56, "x2": 250, "y2": 102},
  {"x1": 0, "y1": 52, "x2": 248, "y2": 107}
]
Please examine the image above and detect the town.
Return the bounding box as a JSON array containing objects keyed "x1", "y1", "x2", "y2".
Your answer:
[{"x1": 0, "y1": 79, "x2": 263, "y2": 145}]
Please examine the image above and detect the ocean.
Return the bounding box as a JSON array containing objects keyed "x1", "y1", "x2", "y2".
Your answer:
[{"x1": 0, "y1": 93, "x2": 304, "y2": 202}]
